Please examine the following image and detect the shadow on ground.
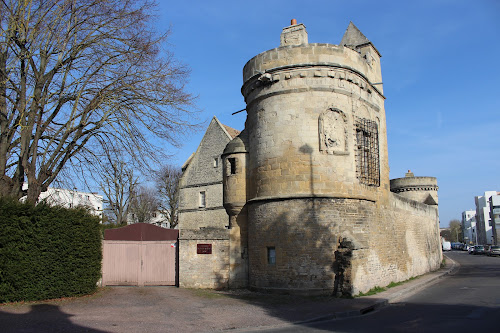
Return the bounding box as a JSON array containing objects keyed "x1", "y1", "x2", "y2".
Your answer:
[
  {"x1": 299, "y1": 302, "x2": 500, "y2": 333},
  {"x1": 0, "y1": 304, "x2": 107, "y2": 333}
]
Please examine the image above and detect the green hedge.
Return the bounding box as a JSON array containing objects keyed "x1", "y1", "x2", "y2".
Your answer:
[{"x1": 0, "y1": 197, "x2": 102, "y2": 303}]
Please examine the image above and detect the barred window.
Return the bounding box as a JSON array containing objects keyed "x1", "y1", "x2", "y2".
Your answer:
[{"x1": 355, "y1": 118, "x2": 380, "y2": 186}]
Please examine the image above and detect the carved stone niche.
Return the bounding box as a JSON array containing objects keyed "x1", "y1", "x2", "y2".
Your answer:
[{"x1": 319, "y1": 108, "x2": 349, "y2": 155}]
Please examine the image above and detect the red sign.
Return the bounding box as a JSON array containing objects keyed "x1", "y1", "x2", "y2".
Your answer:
[{"x1": 197, "y1": 244, "x2": 212, "y2": 254}]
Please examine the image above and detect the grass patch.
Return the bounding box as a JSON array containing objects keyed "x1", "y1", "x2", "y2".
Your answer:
[
  {"x1": 188, "y1": 289, "x2": 228, "y2": 299},
  {"x1": 356, "y1": 275, "x2": 421, "y2": 297},
  {"x1": 441, "y1": 257, "x2": 446, "y2": 268},
  {"x1": 356, "y1": 286, "x2": 386, "y2": 297},
  {"x1": 386, "y1": 276, "x2": 418, "y2": 289}
]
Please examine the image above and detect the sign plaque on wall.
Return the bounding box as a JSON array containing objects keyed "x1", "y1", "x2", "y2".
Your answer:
[{"x1": 197, "y1": 244, "x2": 212, "y2": 254}]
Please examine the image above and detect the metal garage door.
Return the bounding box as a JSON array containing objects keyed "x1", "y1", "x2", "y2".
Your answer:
[
  {"x1": 102, "y1": 240, "x2": 177, "y2": 286},
  {"x1": 101, "y1": 223, "x2": 179, "y2": 286}
]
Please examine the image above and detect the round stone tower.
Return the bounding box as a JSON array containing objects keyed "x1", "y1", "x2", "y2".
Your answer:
[
  {"x1": 238, "y1": 20, "x2": 390, "y2": 294},
  {"x1": 390, "y1": 170, "x2": 439, "y2": 205}
]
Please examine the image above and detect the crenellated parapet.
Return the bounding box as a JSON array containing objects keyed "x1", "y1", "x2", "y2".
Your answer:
[
  {"x1": 241, "y1": 60, "x2": 383, "y2": 112},
  {"x1": 390, "y1": 171, "x2": 439, "y2": 205},
  {"x1": 391, "y1": 185, "x2": 439, "y2": 193}
]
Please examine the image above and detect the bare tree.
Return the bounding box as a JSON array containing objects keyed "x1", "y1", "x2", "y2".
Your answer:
[
  {"x1": 156, "y1": 165, "x2": 181, "y2": 228},
  {"x1": 449, "y1": 219, "x2": 463, "y2": 243},
  {"x1": 99, "y1": 150, "x2": 138, "y2": 225},
  {"x1": 128, "y1": 185, "x2": 159, "y2": 224},
  {"x1": 0, "y1": 0, "x2": 195, "y2": 202}
]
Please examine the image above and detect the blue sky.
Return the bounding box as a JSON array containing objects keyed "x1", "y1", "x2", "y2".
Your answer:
[{"x1": 154, "y1": 0, "x2": 500, "y2": 227}]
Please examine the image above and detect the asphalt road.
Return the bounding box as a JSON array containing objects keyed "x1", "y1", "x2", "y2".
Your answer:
[{"x1": 239, "y1": 251, "x2": 500, "y2": 333}]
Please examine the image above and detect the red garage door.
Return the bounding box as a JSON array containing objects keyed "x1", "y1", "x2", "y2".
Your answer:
[{"x1": 102, "y1": 223, "x2": 178, "y2": 286}]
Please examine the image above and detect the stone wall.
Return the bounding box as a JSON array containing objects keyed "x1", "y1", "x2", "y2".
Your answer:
[
  {"x1": 179, "y1": 228, "x2": 230, "y2": 289},
  {"x1": 352, "y1": 193, "x2": 441, "y2": 294},
  {"x1": 246, "y1": 193, "x2": 441, "y2": 295},
  {"x1": 247, "y1": 197, "x2": 374, "y2": 295}
]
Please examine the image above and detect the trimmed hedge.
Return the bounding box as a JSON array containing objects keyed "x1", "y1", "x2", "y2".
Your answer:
[{"x1": 0, "y1": 197, "x2": 102, "y2": 303}]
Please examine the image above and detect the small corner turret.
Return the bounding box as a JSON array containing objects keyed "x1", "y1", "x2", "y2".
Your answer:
[{"x1": 340, "y1": 22, "x2": 382, "y2": 91}]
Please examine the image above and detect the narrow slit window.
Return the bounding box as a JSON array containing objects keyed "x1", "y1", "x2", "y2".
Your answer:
[
  {"x1": 267, "y1": 247, "x2": 276, "y2": 265},
  {"x1": 199, "y1": 191, "x2": 206, "y2": 208},
  {"x1": 228, "y1": 158, "x2": 236, "y2": 175},
  {"x1": 213, "y1": 157, "x2": 219, "y2": 168}
]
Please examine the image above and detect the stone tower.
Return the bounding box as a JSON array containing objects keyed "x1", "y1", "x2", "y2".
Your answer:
[
  {"x1": 222, "y1": 20, "x2": 441, "y2": 296},
  {"x1": 390, "y1": 170, "x2": 439, "y2": 205}
]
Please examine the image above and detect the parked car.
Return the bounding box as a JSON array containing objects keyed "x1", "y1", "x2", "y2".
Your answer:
[
  {"x1": 473, "y1": 245, "x2": 486, "y2": 255},
  {"x1": 442, "y1": 241, "x2": 451, "y2": 251},
  {"x1": 488, "y1": 245, "x2": 500, "y2": 256},
  {"x1": 468, "y1": 245, "x2": 475, "y2": 254}
]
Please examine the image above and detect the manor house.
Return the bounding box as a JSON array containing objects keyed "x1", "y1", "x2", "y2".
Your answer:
[{"x1": 178, "y1": 21, "x2": 441, "y2": 296}]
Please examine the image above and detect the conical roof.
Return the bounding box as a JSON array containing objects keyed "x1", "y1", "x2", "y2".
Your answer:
[
  {"x1": 223, "y1": 130, "x2": 248, "y2": 155},
  {"x1": 340, "y1": 22, "x2": 370, "y2": 47},
  {"x1": 340, "y1": 22, "x2": 381, "y2": 57}
]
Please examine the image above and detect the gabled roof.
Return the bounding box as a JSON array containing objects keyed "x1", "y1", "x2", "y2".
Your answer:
[
  {"x1": 181, "y1": 116, "x2": 240, "y2": 171},
  {"x1": 340, "y1": 22, "x2": 381, "y2": 57}
]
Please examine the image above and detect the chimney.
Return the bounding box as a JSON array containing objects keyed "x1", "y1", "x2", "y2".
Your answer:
[{"x1": 280, "y1": 19, "x2": 308, "y2": 47}]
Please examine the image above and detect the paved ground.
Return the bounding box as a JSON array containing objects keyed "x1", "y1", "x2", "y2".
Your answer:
[{"x1": 0, "y1": 256, "x2": 456, "y2": 333}]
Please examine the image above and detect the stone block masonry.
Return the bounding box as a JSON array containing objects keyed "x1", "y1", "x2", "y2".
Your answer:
[{"x1": 181, "y1": 20, "x2": 442, "y2": 295}]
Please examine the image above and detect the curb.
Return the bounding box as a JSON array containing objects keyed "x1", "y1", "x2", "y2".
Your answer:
[
  {"x1": 297, "y1": 255, "x2": 458, "y2": 325},
  {"x1": 226, "y1": 255, "x2": 458, "y2": 332}
]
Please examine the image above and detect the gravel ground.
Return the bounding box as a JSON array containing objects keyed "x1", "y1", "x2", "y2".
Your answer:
[
  {"x1": 0, "y1": 260, "x2": 454, "y2": 333},
  {"x1": 0, "y1": 286, "x2": 376, "y2": 333}
]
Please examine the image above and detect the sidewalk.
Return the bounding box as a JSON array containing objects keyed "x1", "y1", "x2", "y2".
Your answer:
[{"x1": 0, "y1": 256, "x2": 456, "y2": 333}]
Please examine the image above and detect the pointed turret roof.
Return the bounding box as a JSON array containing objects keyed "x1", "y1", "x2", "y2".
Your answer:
[
  {"x1": 340, "y1": 22, "x2": 381, "y2": 57},
  {"x1": 340, "y1": 22, "x2": 369, "y2": 46}
]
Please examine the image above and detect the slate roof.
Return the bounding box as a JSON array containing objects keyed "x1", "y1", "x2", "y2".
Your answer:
[{"x1": 223, "y1": 124, "x2": 241, "y2": 139}]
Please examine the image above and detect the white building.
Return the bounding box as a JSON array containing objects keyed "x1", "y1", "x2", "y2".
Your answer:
[
  {"x1": 489, "y1": 194, "x2": 500, "y2": 245},
  {"x1": 474, "y1": 191, "x2": 498, "y2": 245},
  {"x1": 23, "y1": 185, "x2": 104, "y2": 220},
  {"x1": 462, "y1": 210, "x2": 477, "y2": 245},
  {"x1": 127, "y1": 211, "x2": 170, "y2": 229}
]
